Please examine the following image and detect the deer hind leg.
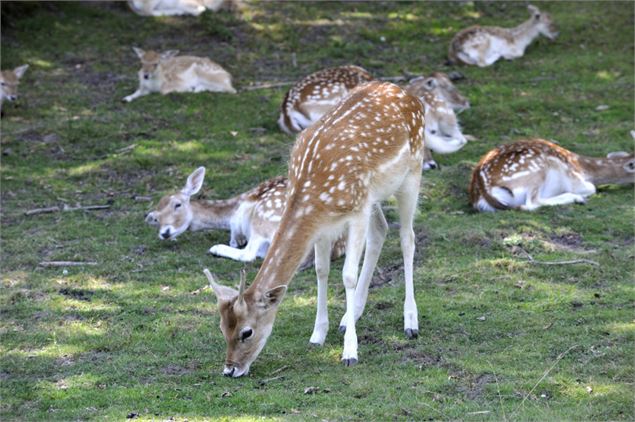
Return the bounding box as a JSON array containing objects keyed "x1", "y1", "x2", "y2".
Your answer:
[
  {"x1": 395, "y1": 172, "x2": 422, "y2": 339},
  {"x1": 309, "y1": 237, "x2": 332, "y2": 346},
  {"x1": 338, "y1": 204, "x2": 388, "y2": 332},
  {"x1": 341, "y1": 208, "x2": 372, "y2": 366}
]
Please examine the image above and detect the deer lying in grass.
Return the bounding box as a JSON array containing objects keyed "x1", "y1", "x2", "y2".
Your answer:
[
  {"x1": 469, "y1": 138, "x2": 635, "y2": 212},
  {"x1": 145, "y1": 167, "x2": 345, "y2": 265},
  {"x1": 0, "y1": 65, "x2": 29, "y2": 115},
  {"x1": 127, "y1": 0, "x2": 236, "y2": 16},
  {"x1": 449, "y1": 4, "x2": 558, "y2": 67},
  {"x1": 123, "y1": 48, "x2": 235, "y2": 102},
  {"x1": 206, "y1": 81, "x2": 426, "y2": 377},
  {"x1": 279, "y1": 66, "x2": 469, "y2": 134}
]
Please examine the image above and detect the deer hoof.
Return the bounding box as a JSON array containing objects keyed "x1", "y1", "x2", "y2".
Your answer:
[
  {"x1": 309, "y1": 341, "x2": 323, "y2": 348},
  {"x1": 341, "y1": 358, "x2": 358, "y2": 367},
  {"x1": 405, "y1": 328, "x2": 419, "y2": 339},
  {"x1": 338, "y1": 325, "x2": 346, "y2": 334}
]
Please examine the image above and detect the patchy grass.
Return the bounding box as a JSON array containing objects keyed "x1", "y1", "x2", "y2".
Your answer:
[{"x1": 1, "y1": 1, "x2": 633, "y2": 420}]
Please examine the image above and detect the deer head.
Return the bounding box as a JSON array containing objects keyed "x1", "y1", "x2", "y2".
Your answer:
[
  {"x1": 406, "y1": 73, "x2": 470, "y2": 112},
  {"x1": 421, "y1": 100, "x2": 467, "y2": 154},
  {"x1": 133, "y1": 47, "x2": 179, "y2": 82},
  {"x1": 0, "y1": 65, "x2": 29, "y2": 103},
  {"x1": 205, "y1": 269, "x2": 287, "y2": 377},
  {"x1": 145, "y1": 167, "x2": 205, "y2": 240},
  {"x1": 528, "y1": 4, "x2": 558, "y2": 40}
]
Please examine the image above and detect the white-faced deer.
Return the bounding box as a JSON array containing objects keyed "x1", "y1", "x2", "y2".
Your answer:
[
  {"x1": 207, "y1": 81, "x2": 426, "y2": 377},
  {"x1": 123, "y1": 48, "x2": 235, "y2": 102},
  {"x1": 278, "y1": 65, "x2": 374, "y2": 135},
  {"x1": 449, "y1": 4, "x2": 558, "y2": 67},
  {"x1": 145, "y1": 167, "x2": 345, "y2": 265},
  {"x1": 469, "y1": 138, "x2": 635, "y2": 212},
  {"x1": 0, "y1": 65, "x2": 29, "y2": 115}
]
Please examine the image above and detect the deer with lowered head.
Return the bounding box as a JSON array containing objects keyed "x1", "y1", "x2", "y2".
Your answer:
[
  {"x1": 469, "y1": 138, "x2": 635, "y2": 212},
  {"x1": 206, "y1": 81, "x2": 427, "y2": 377},
  {"x1": 449, "y1": 4, "x2": 558, "y2": 67},
  {"x1": 123, "y1": 48, "x2": 236, "y2": 102},
  {"x1": 0, "y1": 65, "x2": 29, "y2": 115},
  {"x1": 145, "y1": 167, "x2": 345, "y2": 265}
]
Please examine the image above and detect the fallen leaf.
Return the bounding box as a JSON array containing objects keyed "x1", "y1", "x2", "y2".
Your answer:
[
  {"x1": 595, "y1": 104, "x2": 609, "y2": 111},
  {"x1": 476, "y1": 316, "x2": 486, "y2": 321},
  {"x1": 304, "y1": 386, "x2": 320, "y2": 394}
]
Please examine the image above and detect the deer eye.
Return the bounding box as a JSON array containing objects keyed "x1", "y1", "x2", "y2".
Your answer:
[
  {"x1": 240, "y1": 328, "x2": 253, "y2": 342},
  {"x1": 0, "y1": 82, "x2": 5, "y2": 86},
  {"x1": 174, "y1": 203, "x2": 181, "y2": 210},
  {"x1": 430, "y1": 129, "x2": 437, "y2": 135}
]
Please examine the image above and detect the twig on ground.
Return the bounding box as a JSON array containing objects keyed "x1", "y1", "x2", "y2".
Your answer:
[
  {"x1": 269, "y1": 365, "x2": 289, "y2": 376},
  {"x1": 513, "y1": 344, "x2": 579, "y2": 414},
  {"x1": 25, "y1": 206, "x2": 60, "y2": 216},
  {"x1": 116, "y1": 144, "x2": 137, "y2": 154},
  {"x1": 519, "y1": 249, "x2": 599, "y2": 267},
  {"x1": 25, "y1": 204, "x2": 111, "y2": 216},
  {"x1": 241, "y1": 81, "x2": 294, "y2": 91},
  {"x1": 39, "y1": 261, "x2": 98, "y2": 267},
  {"x1": 259, "y1": 375, "x2": 284, "y2": 386}
]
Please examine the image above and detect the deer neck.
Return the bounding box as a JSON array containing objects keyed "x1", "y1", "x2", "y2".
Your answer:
[
  {"x1": 509, "y1": 17, "x2": 540, "y2": 50},
  {"x1": 247, "y1": 209, "x2": 320, "y2": 295},
  {"x1": 577, "y1": 155, "x2": 632, "y2": 185},
  {"x1": 188, "y1": 197, "x2": 242, "y2": 232}
]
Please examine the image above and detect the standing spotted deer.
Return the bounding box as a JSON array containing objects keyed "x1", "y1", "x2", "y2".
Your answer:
[
  {"x1": 206, "y1": 81, "x2": 426, "y2": 377},
  {"x1": 0, "y1": 65, "x2": 29, "y2": 115},
  {"x1": 469, "y1": 139, "x2": 635, "y2": 212},
  {"x1": 123, "y1": 48, "x2": 235, "y2": 102},
  {"x1": 449, "y1": 4, "x2": 558, "y2": 67},
  {"x1": 145, "y1": 167, "x2": 345, "y2": 265}
]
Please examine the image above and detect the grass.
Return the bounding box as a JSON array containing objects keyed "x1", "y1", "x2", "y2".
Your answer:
[{"x1": 1, "y1": 1, "x2": 633, "y2": 420}]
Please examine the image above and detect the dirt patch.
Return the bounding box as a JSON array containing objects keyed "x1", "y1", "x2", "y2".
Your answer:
[
  {"x1": 59, "y1": 288, "x2": 94, "y2": 301},
  {"x1": 400, "y1": 348, "x2": 443, "y2": 367},
  {"x1": 162, "y1": 361, "x2": 200, "y2": 376},
  {"x1": 550, "y1": 232, "x2": 583, "y2": 249},
  {"x1": 458, "y1": 373, "x2": 496, "y2": 400}
]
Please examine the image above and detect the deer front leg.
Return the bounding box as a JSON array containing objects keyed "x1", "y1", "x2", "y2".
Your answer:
[
  {"x1": 395, "y1": 172, "x2": 421, "y2": 339},
  {"x1": 310, "y1": 238, "x2": 332, "y2": 346},
  {"x1": 341, "y1": 210, "x2": 371, "y2": 366},
  {"x1": 209, "y1": 236, "x2": 267, "y2": 262},
  {"x1": 339, "y1": 204, "x2": 388, "y2": 332},
  {"x1": 123, "y1": 88, "x2": 150, "y2": 103}
]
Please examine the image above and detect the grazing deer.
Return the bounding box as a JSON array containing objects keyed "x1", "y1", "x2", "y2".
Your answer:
[
  {"x1": 145, "y1": 167, "x2": 345, "y2": 265},
  {"x1": 127, "y1": 0, "x2": 236, "y2": 16},
  {"x1": 449, "y1": 4, "x2": 558, "y2": 67},
  {"x1": 206, "y1": 81, "x2": 426, "y2": 377},
  {"x1": 278, "y1": 65, "x2": 374, "y2": 135},
  {"x1": 123, "y1": 48, "x2": 236, "y2": 102},
  {"x1": 469, "y1": 138, "x2": 635, "y2": 212},
  {"x1": 0, "y1": 65, "x2": 29, "y2": 115}
]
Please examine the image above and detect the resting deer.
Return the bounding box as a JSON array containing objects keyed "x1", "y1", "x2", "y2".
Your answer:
[
  {"x1": 127, "y1": 0, "x2": 236, "y2": 16},
  {"x1": 0, "y1": 65, "x2": 29, "y2": 115},
  {"x1": 449, "y1": 4, "x2": 558, "y2": 67},
  {"x1": 278, "y1": 65, "x2": 374, "y2": 135},
  {"x1": 469, "y1": 138, "x2": 635, "y2": 212},
  {"x1": 206, "y1": 81, "x2": 426, "y2": 377},
  {"x1": 145, "y1": 167, "x2": 345, "y2": 265},
  {"x1": 123, "y1": 48, "x2": 236, "y2": 102},
  {"x1": 279, "y1": 66, "x2": 469, "y2": 135}
]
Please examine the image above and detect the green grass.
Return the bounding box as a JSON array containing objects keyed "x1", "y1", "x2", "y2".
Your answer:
[{"x1": 1, "y1": 1, "x2": 633, "y2": 420}]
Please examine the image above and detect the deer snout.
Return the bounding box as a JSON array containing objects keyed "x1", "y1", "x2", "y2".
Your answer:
[
  {"x1": 7, "y1": 95, "x2": 17, "y2": 102},
  {"x1": 160, "y1": 228, "x2": 171, "y2": 239},
  {"x1": 143, "y1": 74, "x2": 150, "y2": 80},
  {"x1": 223, "y1": 364, "x2": 247, "y2": 378}
]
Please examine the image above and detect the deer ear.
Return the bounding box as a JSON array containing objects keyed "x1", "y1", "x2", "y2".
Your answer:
[
  {"x1": 528, "y1": 4, "x2": 540, "y2": 16},
  {"x1": 132, "y1": 47, "x2": 145, "y2": 59},
  {"x1": 204, "y1": 269, "x2": 238, "y2": 302},
  {"x1": 13, "y1": 65, "x2": 29, "y2": 79},
  {"x1": 161, "y1": 50, "x2": 179, "y2": 60},
  {"x1": 182, "y1": 167, "x2": 205, "y2": 196},
  {"x1": 262, "y1": 285, "x2": 287, "y2": 307}
]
